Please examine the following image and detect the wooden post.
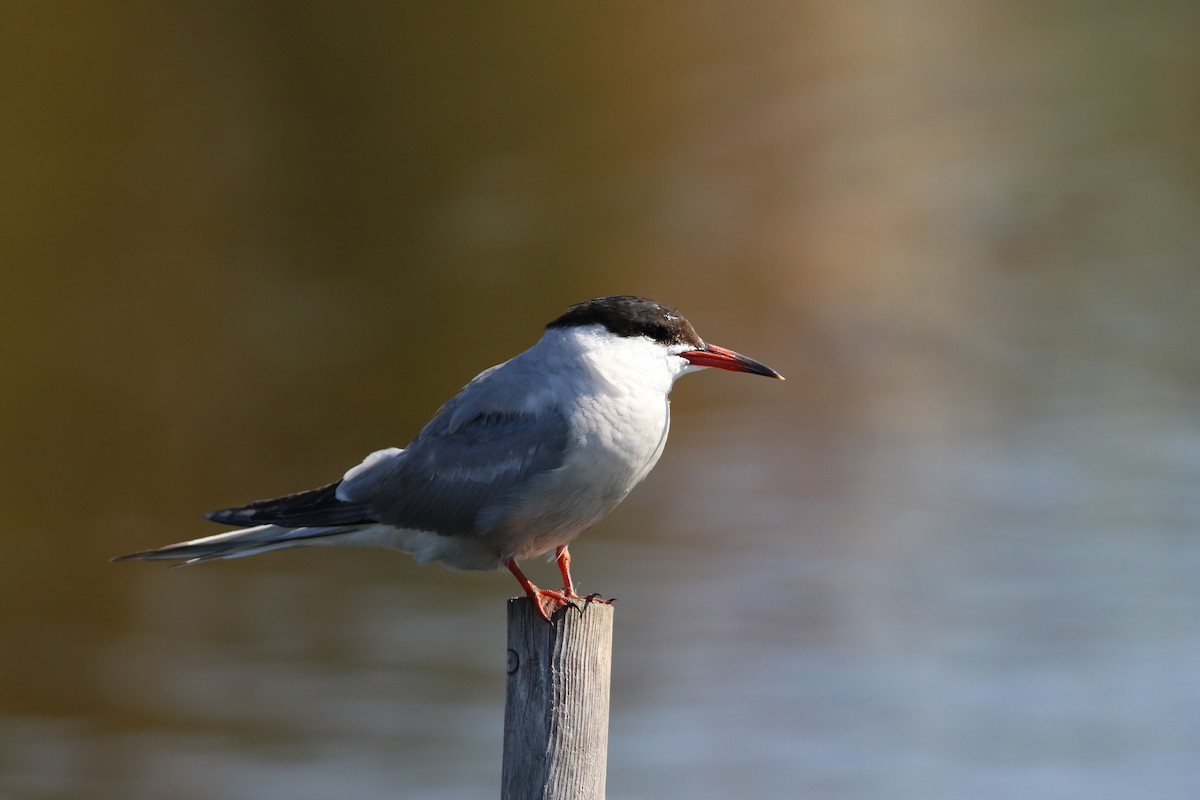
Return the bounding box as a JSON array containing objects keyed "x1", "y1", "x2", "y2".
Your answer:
[{"x1": 502, "y1": 598, "x2": 614, "y2": 800}]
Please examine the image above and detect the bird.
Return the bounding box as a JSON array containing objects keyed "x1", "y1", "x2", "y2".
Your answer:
[{"x1": 114, "y1": 295, "x2": 783, "y2": 621}]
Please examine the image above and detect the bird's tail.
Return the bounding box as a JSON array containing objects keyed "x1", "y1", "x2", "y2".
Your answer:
[{"x1": 111, "y1": 524, "x2": 360, "y2": 566}]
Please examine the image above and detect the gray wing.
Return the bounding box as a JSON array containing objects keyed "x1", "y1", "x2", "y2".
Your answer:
[{"x1": 337, "y1": 370, "x2": 571, "y2": 537}]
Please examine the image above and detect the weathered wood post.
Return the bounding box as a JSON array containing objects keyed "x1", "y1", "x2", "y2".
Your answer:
[{"x1": 501, "y1": 598, "x2": 614, "y2": 800}]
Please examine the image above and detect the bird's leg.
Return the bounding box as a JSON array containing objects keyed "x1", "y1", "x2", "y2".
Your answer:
[
  {"x1": 554, "y1": 545, "x2": 577, "y2": 596},
  {"x1": 505, "y1": 558, "x2": 569, "y2": 622},
  {"x1": 555, "y1": 545, "x2": 614, "y2": 606}
]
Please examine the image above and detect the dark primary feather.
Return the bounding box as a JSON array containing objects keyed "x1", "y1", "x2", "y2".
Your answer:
[{"x1": 205, "y1": 481, "x2": 377, "y2": 528}]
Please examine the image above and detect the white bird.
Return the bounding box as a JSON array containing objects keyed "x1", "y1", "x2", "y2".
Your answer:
[{"x1": 114, "y1": 296, "x2": 783, "y2": 620}]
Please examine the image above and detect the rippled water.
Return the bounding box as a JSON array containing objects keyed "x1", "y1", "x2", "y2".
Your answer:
[{"x1": 4, "y1": 3, "x2": 1199, "y2": 798}]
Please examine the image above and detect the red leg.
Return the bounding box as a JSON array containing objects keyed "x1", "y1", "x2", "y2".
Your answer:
[
  {"x1": 555, "y1": 545, "x2": 576, "y2": 596},
  {"x1": 505, "y1": 558, "x2": 569, "y2": 622},
  {"x1": 554, "y1": 545, "x2": 613, "y2": 607}
]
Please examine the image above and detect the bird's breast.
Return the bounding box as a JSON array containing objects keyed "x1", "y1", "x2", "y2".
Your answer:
[
  {"x1": 488, "y1": 388, "x2": 671, "y2": 560},
  {"x1": 576, "y1": 388, "x2": 672, "y2": 487}
]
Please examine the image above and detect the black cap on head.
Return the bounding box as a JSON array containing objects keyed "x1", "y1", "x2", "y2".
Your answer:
[{"x1": 547, "y1": 296, "x2": 705, "y2": 349}]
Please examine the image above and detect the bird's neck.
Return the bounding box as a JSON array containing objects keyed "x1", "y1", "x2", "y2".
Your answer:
[{"x1": 535, "y1": 327, "x2": 685, "y2": 396}]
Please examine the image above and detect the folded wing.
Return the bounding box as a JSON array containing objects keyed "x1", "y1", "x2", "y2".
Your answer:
[
  {"x1": 207, "y1": 365, "x2": 570, "y2": 539},
  {"x1": 339, "y1": 405, "x2": 569, "y2": 537}
]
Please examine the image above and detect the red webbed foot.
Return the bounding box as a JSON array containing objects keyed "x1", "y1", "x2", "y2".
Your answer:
[
  {"x1": 530, "y1": 589, "x2": 614, "y2": 621},
  {"x1": 506, "y1": 556, "x2": 613, "y2": 622},
  {"x1": 529, "y1": 587, "x2": 572, "y2": 622}
]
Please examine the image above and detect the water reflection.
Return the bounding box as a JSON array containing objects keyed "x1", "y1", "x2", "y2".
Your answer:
[{"x1": 4, "y1": 1, "x2": 1200, "y2": 799}]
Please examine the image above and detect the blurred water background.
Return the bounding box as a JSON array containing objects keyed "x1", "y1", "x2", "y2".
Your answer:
[{"x1": 3, "y1": 3, "x2": 1199, "y2": 798}]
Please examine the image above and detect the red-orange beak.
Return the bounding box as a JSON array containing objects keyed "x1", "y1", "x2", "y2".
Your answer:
[{"x1": 680, "y1": 343, "x2": 784, "y2": 379}]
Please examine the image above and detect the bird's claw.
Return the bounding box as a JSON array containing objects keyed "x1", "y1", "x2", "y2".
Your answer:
[{"x1": 528, "y1": 589, "x2": 615, "y2": 622}]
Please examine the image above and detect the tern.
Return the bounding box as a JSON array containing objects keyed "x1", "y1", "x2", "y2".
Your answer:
[{"x1": 114, "y1": 296, "x2": 783, "y2": 620}]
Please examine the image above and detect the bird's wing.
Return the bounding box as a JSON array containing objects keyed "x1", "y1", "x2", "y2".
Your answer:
[
  {"x1": 206, "y1": 481, "x2": 375, "y2": 528},
  {"x1": 337, "y1": 363, "x2": 571, "y2": 537}
]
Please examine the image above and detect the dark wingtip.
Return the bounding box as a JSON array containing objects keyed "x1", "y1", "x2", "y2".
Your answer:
[
  {"x1": 111, "y1": 549, "x2": 154, "y2": 563},
  {"x1": 204, "y1": 508, "x2": 247, "y2": 525},
  {"x1": 200, "y1": 481, "x2": 374, "y2": 529}
]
